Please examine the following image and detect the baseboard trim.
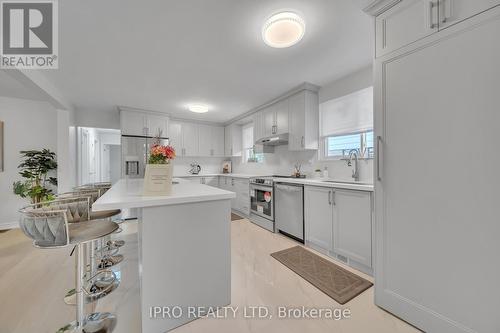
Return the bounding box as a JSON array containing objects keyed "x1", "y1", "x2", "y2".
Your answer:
[{"x1": 0, "y1": 221, "x2": 19, "y2": 230}]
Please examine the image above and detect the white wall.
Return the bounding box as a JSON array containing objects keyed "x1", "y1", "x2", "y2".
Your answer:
[
  {"x1": 232, "y1": 66, "x2": 374, "y2": 182},
  {"x1": 0, "y1": 97, "x2": 58, "y2": 229},
  {"x1": 75, "y1": 108, "x2": 120, "y2": 129},
  {"x1": 57, "y1": 109, "x2": 77, "y2": 193}
]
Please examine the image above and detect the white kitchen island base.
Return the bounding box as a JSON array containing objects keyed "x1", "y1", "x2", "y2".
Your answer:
[{"x1": 93, "y1": 179, "x2": 234, "y2": 333}]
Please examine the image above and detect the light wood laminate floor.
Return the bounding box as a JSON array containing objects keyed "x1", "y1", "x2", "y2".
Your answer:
[{"x1": 0, "y1": 219, "x2": 420, "y2": 333}]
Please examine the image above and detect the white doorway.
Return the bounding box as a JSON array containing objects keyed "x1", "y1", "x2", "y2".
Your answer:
[{"x1": 78, "y1": 127, "x2": 121, "y2": 186}]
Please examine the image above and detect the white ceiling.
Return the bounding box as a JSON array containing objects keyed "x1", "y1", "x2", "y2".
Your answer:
[
  {"x1": 0, "y1": 70, "x2": 48, "y2": 101},
  {"x1": 42, "y1": 0, "x2": 373, "y2": 123}
]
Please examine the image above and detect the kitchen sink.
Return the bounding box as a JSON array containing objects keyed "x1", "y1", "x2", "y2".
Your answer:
[{"x1": 322, "y1": 180, "x2": 373, "y2": 186}]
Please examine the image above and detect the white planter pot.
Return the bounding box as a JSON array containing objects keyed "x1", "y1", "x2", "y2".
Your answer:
[{"x1": 143, "y1": 163, "x2": 173, "y2": 196}]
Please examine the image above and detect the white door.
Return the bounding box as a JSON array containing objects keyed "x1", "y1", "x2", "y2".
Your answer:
[
  {"x1": 304, "y1": 186, "x2": 333, "y2": 253},
  {"x1": 275, "y1": 99, "x2": 289, "y2": 135},
  {"x1": 80, "y1": 130, "x2": 90, "y2": 185},
  {"x1": 438, "y1": 0, "x2": 500, "y2": 29},
  {"x1": 252, "y1": 111, "x2": 264, "y2": 143},
  {"x1": 332, "y1": 190, "x2": 372, "y2": 267},
  {"x1": 376, "y1": 0, "x2": 438, "y2": 57},
  {"x1": 288, "y1": 91, "x2": 305, "y2": 151},
  {"x1": 198, "y1": 124, "x2": 212, "y2": 156},
  {"x1": 375, "y1": 14, "x2": 500, "y2": 333},
  {"x1": 212, "y1": 126, "x2": 225, "y2": 157},
  {"x1": 182, "y1": 122, "x2": 199, "y2": 156}
]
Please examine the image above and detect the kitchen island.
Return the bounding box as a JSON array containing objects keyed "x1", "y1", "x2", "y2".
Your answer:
[{"x1": 93, "y1": 178, "x2": 235, "y2": 333}]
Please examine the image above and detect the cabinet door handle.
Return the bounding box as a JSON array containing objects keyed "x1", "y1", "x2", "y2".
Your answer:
[
  {"x1": 377, "y1": 136, "x2": 383, "y2": 181},
  {"x1": 301, "y1": 136, "x2": 305, "y2": 148},
  {"x1": 441, "y1": 0, "x2": 451, "y2": 23},
  {"x1": 328, "y1": 191, "x2": 332, "y2": 205},
  {"x1": 428, "y1": 1, "x2": 437, "y2": 29},
  {"x1": 332, "y1": 191, "x2": 336, "y2": 206}
]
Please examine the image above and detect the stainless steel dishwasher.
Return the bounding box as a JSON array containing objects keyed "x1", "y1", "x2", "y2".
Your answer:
[{"x1": 275, "y1": 182, "x2": 304, "y2": 243}]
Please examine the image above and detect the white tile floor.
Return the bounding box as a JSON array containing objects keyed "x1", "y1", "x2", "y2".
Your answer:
[{"x1": 0, "y1": 219, "x2": 421, "y2": 333}]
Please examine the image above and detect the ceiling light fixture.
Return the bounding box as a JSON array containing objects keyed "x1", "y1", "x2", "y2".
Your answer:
[
  {"x1": 262, "y1": 11, "x2": 305, "y2": 48},
  {"x1": 188, "y1": 104, "x2": 209, "y2": 113}
]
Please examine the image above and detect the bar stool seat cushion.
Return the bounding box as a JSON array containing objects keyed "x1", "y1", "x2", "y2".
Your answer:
[
  {"x1": 90, "y1": 209, "x2": 121, "y2": 220},
  {"x1": 69, "y1": 220, "x2": 119, "y2": 245}
]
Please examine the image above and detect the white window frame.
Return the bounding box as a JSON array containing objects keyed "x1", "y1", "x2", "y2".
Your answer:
[{"x1": 320, "y1": 130, "x2": 374, "y2": 161}]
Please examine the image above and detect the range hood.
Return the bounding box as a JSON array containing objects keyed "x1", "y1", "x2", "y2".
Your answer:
[{"x1": 256, "y1": 133, "x2": 289, "y2": 146}]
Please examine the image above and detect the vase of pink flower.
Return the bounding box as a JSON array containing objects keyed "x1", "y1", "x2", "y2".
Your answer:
[{"x1": 143, "y1": 143, "x2": 176, "y2": 196}]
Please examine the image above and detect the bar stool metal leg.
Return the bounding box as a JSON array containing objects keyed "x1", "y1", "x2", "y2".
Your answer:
[{"x1": 57, "y1": 243, "x2": 117, "y2": 333}]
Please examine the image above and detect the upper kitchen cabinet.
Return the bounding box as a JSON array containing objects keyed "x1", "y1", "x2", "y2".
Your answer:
[
  {"x1": 120, "y1": 109, "x2": 170, "y2": 137},
  {"x1": 375, "y1": 0, "x2": 438, "y2": 57},
  {"x1": 288, "y1": 90, "x2": 319, "y2": 151},
  {"x1": 168, "y1": 120, "x2": 199, "y2": 157},
  {"x1": 146, "y1": 114, "x2": 169, "y2": 138},
  {"x1": 261, "y1": 99, "x2": 289, "y2": 138},
  {"x1": 252, "y1": 111, "x2": 264, "y2": 144},
  {"x1": 371, "y1": 0, "x2": 500, "y2": 57},
  {"x1": 438, "y1": 0, "x2": 500, "y2": 29},
  {"x1": 225, "y1": 124, "x2": 242, "y2": 157},
  {"x1": 199, "y1": 124, "x2": 225, "y2": 157}
]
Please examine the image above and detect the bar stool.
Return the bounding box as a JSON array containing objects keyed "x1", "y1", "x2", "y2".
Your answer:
[{"x1": 19, "y1": 197, "x2": 118, "y2": 333}]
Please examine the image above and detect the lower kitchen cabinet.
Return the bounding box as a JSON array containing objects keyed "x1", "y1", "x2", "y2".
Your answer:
[
  {"x1": 304, "y1": 185, "x2": 373, "y2": 274},
  {"x1": 304, "y1": 186, "x2": 333, "y2": 253},
  {"x1": 200, "y1": 176, "x2": 219, "y2": 187},
  {"x1": 333, "y1": 189, "x2": 372, "y2": 268}
]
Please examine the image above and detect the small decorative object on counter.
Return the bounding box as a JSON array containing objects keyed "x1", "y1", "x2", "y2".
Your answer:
[
  {"x1": 143, "y1": 141, "x2": 176, "y2": 196},
  {"x1": 315, "y1": 168, "x2": 322, "y2": 178},
  {"x1": 222, "y1": 160, "x2": 232, "y2": 174},
  {"x1": 323, "y1": 166, "x2": 329, "y2": 178}
]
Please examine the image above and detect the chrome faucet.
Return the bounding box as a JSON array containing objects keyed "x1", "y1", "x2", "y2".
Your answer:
[{"x1": 347, "y1": 149, "x2": 360, "y2": 181}]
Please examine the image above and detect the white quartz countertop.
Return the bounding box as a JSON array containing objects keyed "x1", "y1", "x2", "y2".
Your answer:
[
  {"x1": 92, "y1": 178, "x2": 236, "y2": 211},
  {"x1": 272, "y1": 178, "x2": 374, "y2": 192},
  {"x1": 175, "y1": 173, "x2": 258, "y2": 179}
]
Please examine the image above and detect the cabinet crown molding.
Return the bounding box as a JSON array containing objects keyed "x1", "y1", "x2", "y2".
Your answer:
[
  {"x1": 117, "y1": 105, "x2": 169, "y2": 117},
  {"x1": 363, "y1": 0, "x2": 401, "y2": 16}
]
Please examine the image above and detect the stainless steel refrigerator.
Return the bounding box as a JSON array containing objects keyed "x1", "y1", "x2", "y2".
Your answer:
[{"x1": 120, "y1": 134, "x2": 169, "y2": 219}]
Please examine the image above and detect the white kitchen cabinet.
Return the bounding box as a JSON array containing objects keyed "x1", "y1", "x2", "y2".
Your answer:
[
  {"x1": 252, "y1": 111, "x2": 264, "y2": 143},
  {"x1": 288, "y1": 90, "x2": 319, "y2": 151},
  {"x1": 121, "y1": 110, "x2": 148, "y2": 136},
  {"x1": 146, "y1": 114, "x2": 169, "y2": 138},
  {"x1": 438, "y1": 0, "x2": 500, "y2": 29},
  {"x1": 261, "y1": 100, "x2": 289, "y2": 138},
  {"x1": 332, "y1": 189, "x2": 372, "y2": 268},
  {"x1": 229, "y1": 177, "x2": 250, "y2": 215},
  {"x1": 375, "y1": 0, "x2": 438, "y2": 57},
  {"x1": 224, "y1": 124, "x2": 242, "y2": 157},
  {"x1": 198, "y1": 125, "x2": 212, "y2": 157},
  {"x1": 200, "y1": 176, "x2": 219, "y2": 187},
  {"x1": 304, "y1": 186, "x2": 333, "y2": 253},
  {"x1": 371, "y1": 5, "x2": 500, "y2": 332},
  {"x1": 274, "y1": 99, "x2": 289, "y2": 135},
  {"x1": 121, "y1": 110, "x2": 169, "y2": 137},
  {"x1": 212, "y1": 126, "x2": 225, "y2": 156},
  {"x1": 168, "y1": 120, "x2": 199, "y2": 157}
]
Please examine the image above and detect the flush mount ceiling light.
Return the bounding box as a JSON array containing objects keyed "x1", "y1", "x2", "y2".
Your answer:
[
  {"x1": 188, "y1": 104, "x2": 209, "y2": 113},
  {"x1": 262, "y1": 11, "x2": 305, "y2": 48}
]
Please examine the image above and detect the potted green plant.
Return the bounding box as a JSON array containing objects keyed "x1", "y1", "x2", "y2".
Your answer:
[
  {"x1": 143, "y1": 143, "x2": 176, "y2": 196},
  {"x1": 13, "y1": 149, "x2": 58, "y2": 204}
]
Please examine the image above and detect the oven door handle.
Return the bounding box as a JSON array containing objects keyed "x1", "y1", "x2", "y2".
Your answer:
[{"x1": 250, "y1": 185, "x2": 274, "y2": 192}]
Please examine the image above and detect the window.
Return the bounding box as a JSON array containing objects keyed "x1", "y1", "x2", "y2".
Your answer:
[
  {"x1": 325, "y1": 130, "x2": 374, "y2": 159},
  {"x1": 320, "y1": 87, "x2": 373, "y2": 160},
  {"x1": 242, "y1": 123, "x2": 264, "y2": 163}
]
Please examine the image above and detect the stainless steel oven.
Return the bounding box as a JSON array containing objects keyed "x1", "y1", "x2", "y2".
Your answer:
[{"x1": 249, "y1": 177, "x2": 274, "y2": 232}]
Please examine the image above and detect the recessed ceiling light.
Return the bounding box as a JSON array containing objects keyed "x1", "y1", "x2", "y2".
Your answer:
[
  {"x1": 188, "y1": 104, "x2": 209, "y2": 113},
  {"x1": 262, "y1": 11, "x2": 305, "y2": 48}
]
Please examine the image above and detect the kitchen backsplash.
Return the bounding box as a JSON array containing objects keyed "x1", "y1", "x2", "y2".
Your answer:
[
  {"x1": 172, "y1": 146, "x2": 373, "y2": 182},
  {"x1": 233, "y1": 145, "x2": 373, "y2": 182}
]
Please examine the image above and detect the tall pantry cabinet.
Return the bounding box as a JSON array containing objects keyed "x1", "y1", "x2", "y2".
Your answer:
[{"x1": 366, "y1": 1, "x2": 500, "y2": 332}]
